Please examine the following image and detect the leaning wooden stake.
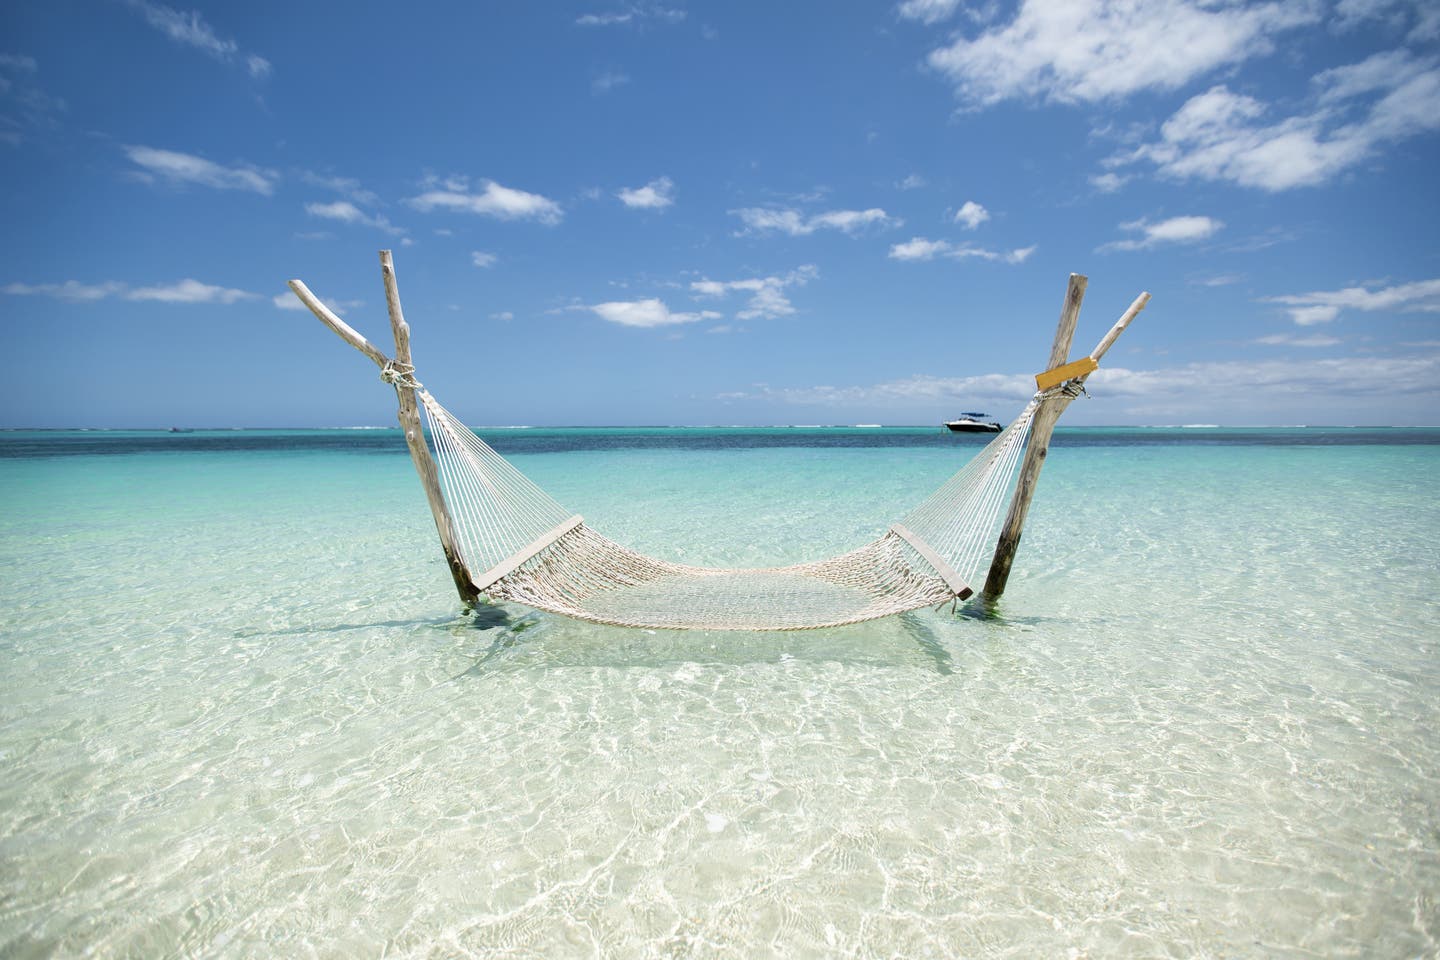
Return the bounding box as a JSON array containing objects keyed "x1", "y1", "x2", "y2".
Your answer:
[
  {"x1": 287, "y1": 255, "x2": 480, "y2": 607},
  {"x1": 982, "y1": 279, "x2": 1151, "y2": 600},
  {"x1": 378, "y1": 251, "x2": 480, "y2": 607}
]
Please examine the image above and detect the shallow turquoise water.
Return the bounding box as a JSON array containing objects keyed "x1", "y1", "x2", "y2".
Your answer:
[{"x1": 1, "y1": 428, "x2": 1437, "y2": 957}]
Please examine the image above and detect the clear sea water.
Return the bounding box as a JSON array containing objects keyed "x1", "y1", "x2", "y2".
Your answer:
[{"x1": 1, "y1": 425, "x2": 1437, "y2": 958}]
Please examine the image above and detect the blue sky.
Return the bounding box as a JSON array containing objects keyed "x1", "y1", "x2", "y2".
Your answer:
[{"x1": 2, "y1": 0, "x2": 1438, "y2": 427}]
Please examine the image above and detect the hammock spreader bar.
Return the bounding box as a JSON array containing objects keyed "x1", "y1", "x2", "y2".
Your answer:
[{"x1": 287, "y1": 252, "x2": 1150, "y2": 630}]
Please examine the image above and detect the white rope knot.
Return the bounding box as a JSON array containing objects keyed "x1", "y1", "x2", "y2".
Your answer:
[{"x1": 381, "y1": 360, "x2": 422, "y2": 389}]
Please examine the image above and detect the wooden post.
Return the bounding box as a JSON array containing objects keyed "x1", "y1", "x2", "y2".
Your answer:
[
  {"x1": 982, "y1": 273, "x2": 1087, "y2": 600},
  {"x1": 982, "y1": 283, "x2": 1151, "y2": 601},
  {"x1": 377, "y1": 251, "x2": 480, "y2": 607},
  {"x1": 287, "y1": 263, "x2": 480, "y2": 608}
]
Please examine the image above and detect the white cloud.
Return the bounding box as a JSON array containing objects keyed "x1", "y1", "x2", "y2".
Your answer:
[
  {"x1": 953, "y1": 200, "x2": 990, "y2": 229},
  {"x1": 897, "y1": 0, "x2": 963, "y2": 24},
  {"x1": 732, "y1": 206, "x2": 898, "y2": 236},
  {"x1": 586, "y1": 298, "x2": 723, "y2": 328},
  {"x1": 4, "y1": 277, "x2": 255, "y2": 304},
  {"x1": 618, "y1": 176, "x2": 675, "y2": 209},
  {"x1": 576, "y1": 6, "x2": 686, "y2": 26},
  {"x1": 124, "y1": 145, "x2": 275, "y2": 194},
  {"x1": 896, "y1": 174, "x2": 927, "y2": 190},
  {"x1": 1264, "y1": 277, "x2": 1440, "y2": 325},
  {"x1": 1090, "y1": 172, "x2": 1127, "y2": 193},
  {"x1": 123, "y1": 0, "x2": 270, "y2": 78},
  {"x1": 1115, "y1": 51, "x2": 1440, "y2": 191},
  {"x1": 1254, "y1": 333, "x2": 1341, "y2": 346},
  {"x1": 3, "y1": 280, "x2": 125, "y2": 301},
  {"x1": 1287, "y1": 305, "x2": 1342, "y2": 326},
  {"x1": 126, "y1": 279, "x2": 257, "y2": 304},
  {"x1": 471, "y1": 251, "x2": 497, "y2": 268},
  {"x1": 0, "y1": 55, "x2": 38, "y2": 74},
  {"x1": 490, "y1": 311, "x2": 514, "y2": 322},
  {"x1": 300, "y1": 171, "x2": 378, "y2": 206},
  {"x1": 689, "y1": 265, "x2": 818, "y2": 320},
  {"x1": 1335, "y1": 0, "x2": 1438, "y2": 40},
  {"x1": 889, "y1": 237, "x2": 1035, "y2": 264},
  {"x1": 1099, "y1": 215, "x2": 1223, "y2": 252},
  {"x1": 926, "y1": 0, "x2": 1319, "y2": 107},
  {"x1": 1190, "y1": 274, "x2": 1243, "y2": 287},
  {"x1": 304, "y1": 200, "x2": 405, "y2": 235},
  {"x1": 592, "y1": 70, "x2": 630, "y2": 94},
  {"x1": 409, "y1": 178, "x2": 563, "y2": 224}
]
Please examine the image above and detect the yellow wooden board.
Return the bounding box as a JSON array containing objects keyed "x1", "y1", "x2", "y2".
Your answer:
[{"x1": 1035, "y1": 356, "x2": 1098, "y2": 391}]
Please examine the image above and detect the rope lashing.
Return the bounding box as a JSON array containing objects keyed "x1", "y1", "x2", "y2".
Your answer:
[{"x1": 381, "y1": 360, "x2": 422, "y2": 390}]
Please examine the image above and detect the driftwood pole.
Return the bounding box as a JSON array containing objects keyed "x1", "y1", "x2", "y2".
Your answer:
[
  {"x1": 287, "y1": 255, "x2": 480, "y2": 607},
  {"x1": 982, "y1": 279, "x2": 1150, "y2": 601},
  {"x1": 378, "y1": 251, "x2": 480, "y2": 607},
  {"x1": 982, "y1": 274, "x2": 1087, "y2": 599}
]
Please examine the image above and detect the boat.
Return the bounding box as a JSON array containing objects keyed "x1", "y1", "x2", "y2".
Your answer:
[{"x1": 943, "y1": 412, "x2": 1002, "y2": 433}]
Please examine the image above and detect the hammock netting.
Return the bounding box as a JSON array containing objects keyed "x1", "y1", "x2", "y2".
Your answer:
[{"x1": 416, "y1": 388, "x2": 1053, "y2": 631}]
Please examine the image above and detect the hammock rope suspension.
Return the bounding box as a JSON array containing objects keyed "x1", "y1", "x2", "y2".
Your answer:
[
  {"x1": 417, "y1": 388, "x2": 1045, "y2": 630},
  {"x1": 288, "y1": 253, "x2": 1150, "y2": 631}
]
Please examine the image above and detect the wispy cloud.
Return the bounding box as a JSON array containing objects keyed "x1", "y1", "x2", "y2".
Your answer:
[
  {"x1": 304, "y1": 200, "x2": 405, "y2": 236},
  {"x1": 576, "y1": 5, "x2": 686, "y2": 27},
  {"x1": 592, "y1": 70, "x2": 631, "y2": 95},
  {"x1": 584, "y1": 298, "x2": 723, "y2": 328},
  {"x1": 123, "y1": 0, "x2": 270, "y2": 78},
  {"x1": 127, "y1": 279, "x2": 258, "y2": 304},
  {"x1": 618, "y1": 176, "x2": 675, "y2": 209},
  {"x1": 896, "y1": 0, "x2": 963, "y2": 25},
  {"x1": 1263, "y1": 277, "x2": 1440, "y2": 325},
  {"x1": 1190, "y1": 274, "x2": 1243, "y2": 287},
  {"x1": 1098, "y1": 215, "x2": 1223, "y2": 252},
  {"x1": 690, "y1": 265, "x2": 819, "y2": 320},
  {"x1": 1254, "y1": 333, "x2": 1341, "y2": 347},
  {"x1": 1111, "y1": 51, "x2": 1440, "y2": 190},
  {"x1": 3, "y1": 280, "x2": 125, "y2": 301},
  {"x1": 0, "y1": 53, "x2": 65, "y2": 142},
  {"x1": 299, "y1": 171, "x2": 378, "y2": 206},
  {"x1": 926, "y1": 0, "x2": 1318, "y2": 107},
  {"x1": 409, "y1": 177, "x2": 563, "y2": 224},
  {"x1": 896, "y1": 173, "x2": 927, "y2": 190},
  {"x1": 124, "y1": 145, "x2": 276, "y2": 195},
  {"x1": 888, "y1": 237, "x2": 1035, "y2": 264},
  {"x1": 732, "y1": 206, "x2": 899, "y2": 237},
  {"x1": 471, "y1": 251, "x2": 497, "y2": 268},
  {"x1": 1090, "y1": 172, "x2": 1127, "y2": 193},
  {"x1": 5, "y1": 277, "x2": 257, "y2": 304},
  {"x1": 952, "y1": 200, "x2": 989, "y2": 229}
]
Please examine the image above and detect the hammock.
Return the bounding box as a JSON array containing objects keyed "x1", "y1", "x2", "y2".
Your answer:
[
  {"x1": 418, "y1": 386, "x2": 1045, "y2": 630},
  {"x1": 289, "y1": 253, "x2": 1148, "y2": 632}
]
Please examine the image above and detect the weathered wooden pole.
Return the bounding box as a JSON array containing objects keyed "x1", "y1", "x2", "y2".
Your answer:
[
  {"x1": 982, "y1": 281, "x2": 1150, "y2": 600},
  {"x1": 982, "y1": 274, "x2": 1087, "y2": 599},
  {"x1": 287, "y1": 255, "x2": 480, "y2": 607},
  {"x1": 377, "y1": 251, "x2": 480, "y2": 607}
]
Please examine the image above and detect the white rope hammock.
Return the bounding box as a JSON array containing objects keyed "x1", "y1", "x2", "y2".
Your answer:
[
  {"x1": 418, "y1": 386, "x2": 1051, "y2": 631},
  {"x1": 288, "y1": 254, "x2": 1150, "y2": 633}
]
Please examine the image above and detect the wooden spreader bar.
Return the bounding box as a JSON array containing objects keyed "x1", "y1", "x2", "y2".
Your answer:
[{"x1": 890, "y1": 523, "x2": 974, "y2": 600}]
